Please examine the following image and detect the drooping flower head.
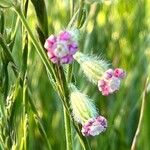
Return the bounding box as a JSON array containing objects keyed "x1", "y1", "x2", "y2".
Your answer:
[
  {"x1": 70, "y1": 84, "x2": 107, "y2": 136},
  {"x1": 98, "y1": 68, "x2": 126, "y2": 96},
  {"x1": 74, "y1": 52, "x2": 126, "y2": 96},
  {"x1": 44, "y1": 29, "x2": 79, "y2": 64}
]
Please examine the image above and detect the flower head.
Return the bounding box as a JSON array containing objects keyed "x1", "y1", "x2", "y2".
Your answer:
[
  {"x1": 82, "y1": 116, "x2": 107, "y2": 136},
  {"x1": 98, "y1": 68, "x2": 126, "y2": 96},
  {"x1": 70, "y1": 84, "x2": 107, "y2": 136},
  {"x1": 44, "y1": 30, "x2": 79, "y2": 64},
  {"x1": 74, "y1": 52, "x2": 126, "y2": 95}
]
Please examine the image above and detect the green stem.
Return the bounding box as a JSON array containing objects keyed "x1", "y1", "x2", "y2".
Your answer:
[
  {"x1": 0, "y1": 9, "x2": 5, "y2": 34},
  {"x1": 70, "y1": 0, "x2": 74, "y2": 19},
  {"x1": 63, "y1": 107, "x2": 72, "y2": 150},
  {"x1": 22, "y1": 1, "x2": 29, "y2": 149},
  {"x1": 67, "y1": 65, "x2": 73, "y2": 83},
  {"x1": 23, "y1": 76, "x2": 28, "y2": 150},
  {"x1": 77, "y1": 0, "x2": 85, "y2": 28},
  {"x1": 2, "y1": 63, "x2": 9, "y2": 100},
  {"x1": 57, "y1": 67, "x2": 91, "y2": 150},
  {"x1": 72, "y1": 121, "x2": 91, "y2": 150},
  {"x1": 34, "y1": 115, "x2": 52, "y2": 150}
]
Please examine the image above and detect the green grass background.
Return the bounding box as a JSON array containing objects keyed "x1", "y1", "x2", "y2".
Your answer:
[{"x1": 0, "y1": 0, "x2": 150, "y2": 150}]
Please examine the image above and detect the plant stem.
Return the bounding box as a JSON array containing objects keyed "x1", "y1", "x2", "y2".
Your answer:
[
  {"x1": 70, "y1": 0, "x2": 74, "y2": 19},
  {"x1": 34, "y1": 115, "x2": 52, "y2": 150},
  {"x1": 77, "y1": 0, "x2": 85, "y2": 28},
  {"x1": 63, "y1": 106, "x2": 72, "y2": 150},
  {"x1": 57, "y1": 67, "x2": 91, "y2": 150},
  {"x1": 23, "y1": 76, "x2": 28, "y2": 150},
  {"x1": 131, "y1": 77, "x2": 149, "y2": 150}
]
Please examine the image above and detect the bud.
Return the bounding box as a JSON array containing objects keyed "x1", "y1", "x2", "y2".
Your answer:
[
  {"x1": 74, "y1": 52, "x2": 109, "y2": 84},
  {"x1": 70, "y1": 84, "x2": 107, "y2": 136},
  {"x1": 44, "y1": 29, "x2": 79, "y2": 64}
]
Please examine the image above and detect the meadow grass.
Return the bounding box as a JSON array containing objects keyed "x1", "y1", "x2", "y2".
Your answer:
[{"x1": 0, "y1": 0, "x2": 150, "y2": 150}]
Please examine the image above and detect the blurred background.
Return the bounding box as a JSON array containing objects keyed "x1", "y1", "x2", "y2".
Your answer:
[{"x1": 0, "y1": 0, "x2": 150, "y2": 150}]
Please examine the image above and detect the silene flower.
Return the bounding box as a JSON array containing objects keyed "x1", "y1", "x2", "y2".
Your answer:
[
  {"x1": 74, "y1": 52, "x2": 126, "y2": 96},
  {"x1": 70, "y1": 84, "x2": 107, "y2": 136},
  {"x1": 44, "y1": 29, "x2": 79, "y2": 64}
]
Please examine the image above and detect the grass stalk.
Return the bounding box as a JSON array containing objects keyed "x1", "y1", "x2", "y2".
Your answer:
[
  {"x1": 131, "y1": 77, "x2": 149, "y2": 150},
  {"x1": 13, "y1": 5, "x2": 56, "y2": 80},
  {"x1": 22, "y1": 76, "x2": 28, "y2": 150}
]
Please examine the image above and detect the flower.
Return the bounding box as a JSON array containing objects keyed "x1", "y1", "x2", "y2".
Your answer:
[
  {"x1": 74, "y1": 52, "x2": 126, "y2": 96},
  {"x1": 70, "y1": 84, "x2": 107, "y2": 136},
  {"x1": 82, "y1": 116, "x2": 107, "y2": 136},
  {"x1": 98, "y1": 68, "x2": 126, "y2": 96},
  {"x1": 44, "y1": 30, "x2": 78, "y2": 64}
]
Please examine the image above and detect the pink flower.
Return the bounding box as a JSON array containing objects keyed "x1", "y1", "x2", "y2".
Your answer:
[
  {"x1": 114, "y1": 68, "x2": 126, "y2": 79},
  {"x1": 44, "y1": 30, "x2": 78, "y2": 64},
  {"x1": 98, "y1": 68, "x2": 126, "y2": 96},
  {"x1": 81, "y1": 116, "x2": 107, "y2": 136}
]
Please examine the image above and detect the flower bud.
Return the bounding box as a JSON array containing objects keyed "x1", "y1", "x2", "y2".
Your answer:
[{"x1": 70, "y1": 84, "x2": 107, "y2": 136}]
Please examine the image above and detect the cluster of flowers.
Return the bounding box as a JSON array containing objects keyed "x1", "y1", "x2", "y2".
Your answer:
[
  {"x1": 44, "y1": 29, "x2": 126, "y2": 137},
  {"x1": 98, "y1": 68, "x2": 126, "y2": 96},
  {"x1": 44, "y1": 30, "x2": 78, "y2": 64}
]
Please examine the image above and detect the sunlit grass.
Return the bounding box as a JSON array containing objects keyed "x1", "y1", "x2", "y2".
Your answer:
[{"x1": 0, "y1": 0, "x2": 150, "y2": 150}]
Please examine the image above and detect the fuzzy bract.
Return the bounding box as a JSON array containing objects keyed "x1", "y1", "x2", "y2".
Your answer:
[{"x1": 74, "y1": 52, "x2": 109, "y2": 84}]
